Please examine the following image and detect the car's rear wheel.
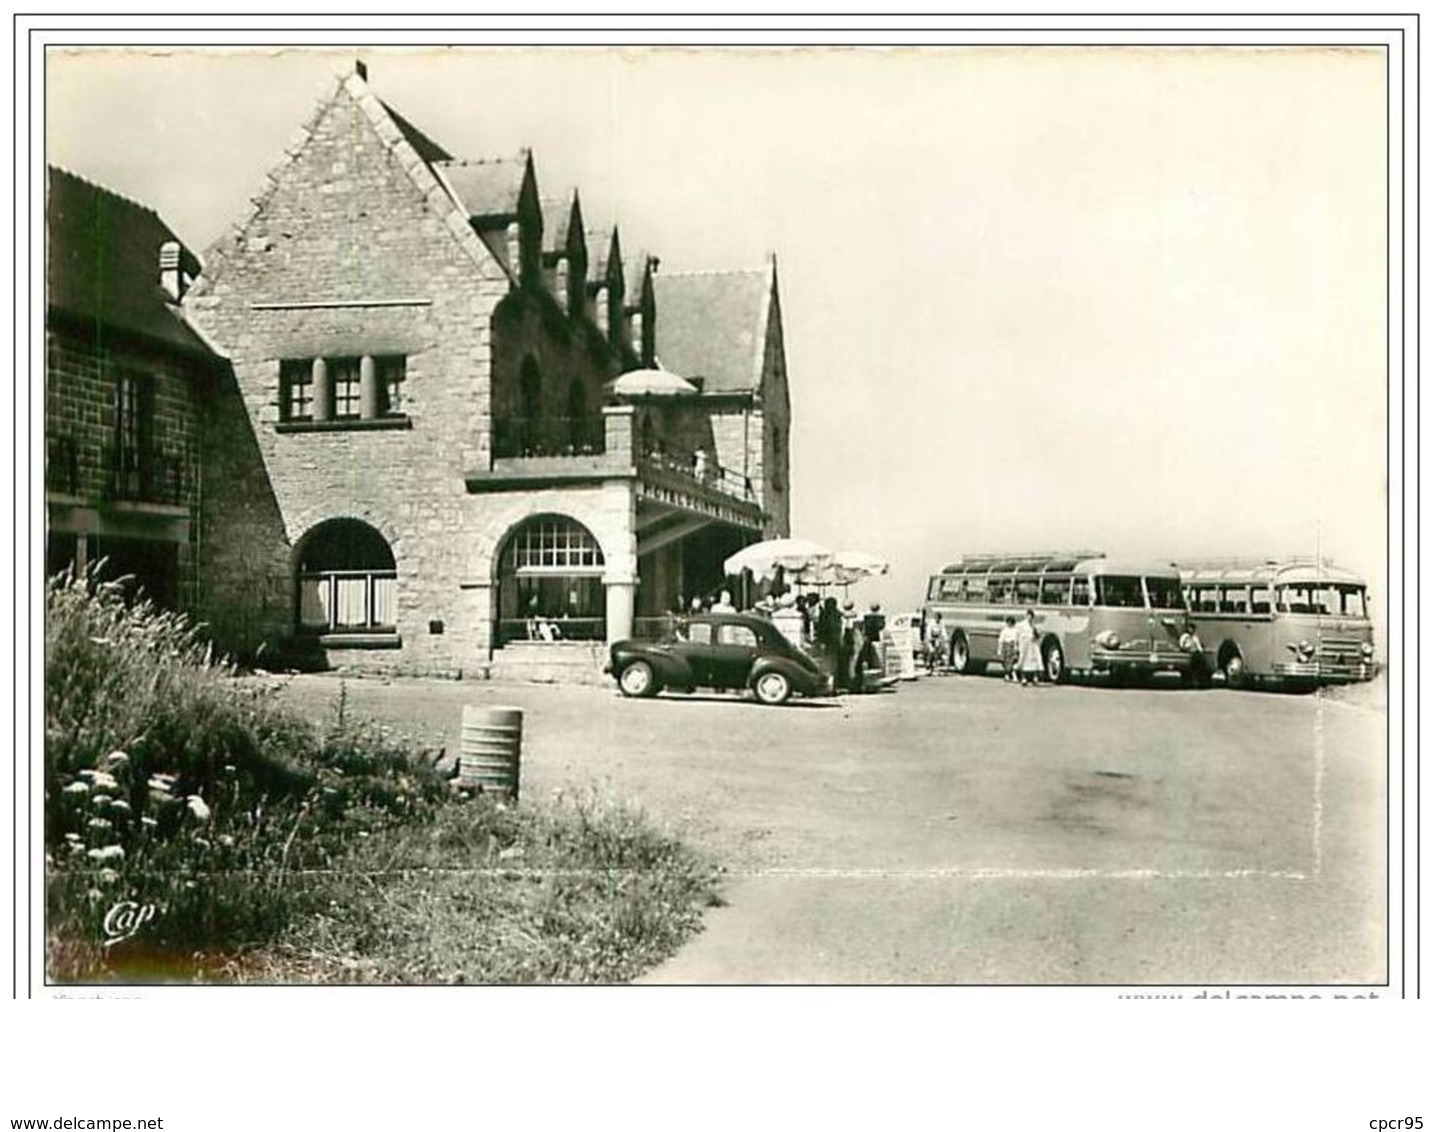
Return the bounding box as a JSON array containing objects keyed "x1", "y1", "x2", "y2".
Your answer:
[
  {"x1": 618, "y1": 660, "x2": 659, "y2": 698},
  {"x1": 753, "y1": 671, "x2": 792, "y2": 706}
]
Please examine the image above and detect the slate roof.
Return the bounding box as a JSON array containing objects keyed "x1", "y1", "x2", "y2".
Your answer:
[
  {"x1": 436, "y1": 154, "x2": 528, "y2": 220},
  {"x1": 47, "y1": 166, "x2": 212, "y2": 356},
  {"x1": 540, "y1": 188, "x2": 582, "y2": 255},
  {"x1": 652, "y1": 268, "x2": 771, "y2": 393}
]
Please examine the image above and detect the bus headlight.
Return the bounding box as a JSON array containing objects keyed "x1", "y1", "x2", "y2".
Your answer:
[
  {"x1": 1094, "y1": 630, "x2": 1121, "y2": 649},
  {"x1": 1361, "y1": 643, "x2": 1374, "y2": 658},
  {"x1": 1287, "y1": 640, "x2": 1315, "y2": 661}
]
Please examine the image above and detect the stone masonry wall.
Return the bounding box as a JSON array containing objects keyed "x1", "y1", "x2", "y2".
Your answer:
[
  {"x1": 185, "y1": 76, "x2": 510, "y2": 673},
  {"x1": 45, "y1": 327, "x2": 204, "y2": 610}
]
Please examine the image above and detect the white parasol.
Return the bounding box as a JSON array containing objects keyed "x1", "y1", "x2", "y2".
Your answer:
[
  {"x1": 723, "y1": 538, "x2": 834, "y2": 582},
  {"x1": 814, "y1": 550, "x2": 891, "y2": 587}
]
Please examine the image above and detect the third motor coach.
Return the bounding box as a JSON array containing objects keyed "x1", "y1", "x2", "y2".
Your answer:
[{"x1": 923, "y1": 552, "x2": 1198, "y2": 683}]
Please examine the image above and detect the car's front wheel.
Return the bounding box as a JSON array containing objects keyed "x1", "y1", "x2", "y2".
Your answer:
[
  {"x1": 618, "y1": 660, "x2": 659, "y2": 698},
  {"x1": 753, "y1": 670, "x2": 792, "y2": 706}
]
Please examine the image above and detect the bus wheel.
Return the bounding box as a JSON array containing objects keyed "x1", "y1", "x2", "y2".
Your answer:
[
  {"x1": 950, "y1": 632, "x2": 972, "y2": 675},
  {"x1": 1042, "y1": 638, "x2": 1066, "y2": 684},
  {"x1": 1221, "y1": 650, "x2": 1247, "y2": 689}
]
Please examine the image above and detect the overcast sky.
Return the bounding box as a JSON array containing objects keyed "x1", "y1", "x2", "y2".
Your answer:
[{"x1": 46, "y1": 46, "x2": 1390, "y2": 616}]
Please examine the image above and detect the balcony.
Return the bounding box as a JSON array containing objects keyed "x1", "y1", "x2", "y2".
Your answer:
[
  {"x1": 103, "y1": 444, "x2": 186, "y2": 508},
  {"x1": 492, "y1": 415, "x2": 605, "y2": 459},
  {"x1": 470, "y1": 405, "x2": 764, "y2": 532}
]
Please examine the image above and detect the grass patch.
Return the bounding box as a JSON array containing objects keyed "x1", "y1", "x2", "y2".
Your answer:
[
  {"x1": 45, "y1": 572, "x2": 720, "y2": 984},
  {"x1": 228, "y1": 791, "x2": 722, "y2": 984}
]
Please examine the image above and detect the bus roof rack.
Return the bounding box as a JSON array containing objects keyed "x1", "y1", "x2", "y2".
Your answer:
[
  {"x1": 941, "y1": 550, "x2": 1105, "y2": 573},
  {"x1": 1170, "y1": 555, "x2": 1340, "y2": 571}
]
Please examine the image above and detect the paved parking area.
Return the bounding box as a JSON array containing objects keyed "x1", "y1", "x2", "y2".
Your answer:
[{"x1": 275, "y1": 670, "x2": 1388, "y2": 985}]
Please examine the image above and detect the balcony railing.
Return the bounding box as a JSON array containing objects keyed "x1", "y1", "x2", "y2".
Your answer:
[
  {"x1": 46, "y1": 434, "x2": 79, "y2": 496},
  {"x1": 639, "y1": 441, "x2": 757, "y2": 502},
  {"x1": 493, "y1": 416, "x2": 606, "y2": 459},
  {"x1": 103, "y1": 444, "x2": 186, "y2": 507}
]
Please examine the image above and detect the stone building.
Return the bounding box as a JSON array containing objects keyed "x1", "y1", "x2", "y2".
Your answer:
[
  {"x1": 45, "y1": 167, "x2": 220, "y2": 612},
  {"x1": 184, "y1": 63, "x2": 792, "y2": 676}
]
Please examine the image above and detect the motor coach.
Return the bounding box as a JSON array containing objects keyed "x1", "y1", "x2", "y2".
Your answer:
[
  {"x1": 1179, "y1": 558, "x2": 1375, "y2": 688},
  {"x1": 924, "y1": 552, "x2": 1197, "y2": 684}
]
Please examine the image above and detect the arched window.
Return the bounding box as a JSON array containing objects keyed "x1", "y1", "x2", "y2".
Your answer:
[
  {"x1": 496, "y1": 515, "x2": 605, "y2": 645},
  {"x1": 519, "y1": 357, "x2": 541, "y2": 454},
  {"x1": 566, "y1": 378, "x2": 590, "y2": 453},
  {"x1": 296, "y1": 519, "x2": 397, "y2": 634}
]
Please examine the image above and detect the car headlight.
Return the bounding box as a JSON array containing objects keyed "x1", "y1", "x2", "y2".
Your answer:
[{"x1": 1094, "y1": 630, "x2": 1120, "y2": 649}]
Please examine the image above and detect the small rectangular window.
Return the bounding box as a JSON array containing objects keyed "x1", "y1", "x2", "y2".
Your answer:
[
  {"x1": 687, "y1": 622, "x2": 713, "y2": 645},
  {"x1": 331, "y1": 357, "x2": 361, "y2": 419},
  {"x1": 1071, "y1": 576, "x2": 1091, "y2": 606},
  {"x1": 377, "y1": 355, "x2": 406, "y2": 416},
  {"x1": 280, "y1": 360, "x2": 314, "y2": 422}
]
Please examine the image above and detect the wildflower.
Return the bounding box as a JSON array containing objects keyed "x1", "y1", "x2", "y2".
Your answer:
[
  {"x1": 97, "y1": 868, "x2": 121, "y2": 884},
  {"x1": 140, "y1": 817, "x2": 158, "y2": 829},
  {"x1": 218, "y1": 834, "x2": 235, "y2": 848},
  {"x1": 87, "y1": 845, "x2": 124, "y2": 863},
  {"x1": 67, "y1": 841, "x2": 86, "y2": 855},
  {"x1": 102, "y1": 750, "x2": 130, "y2": 770},
  {"x1": 148, "y1": 774, "x2": 177, "y2": 793},
  {"x1": 64, "y1": 832, "x2": 82, "y2": 843},
  {"x1": 86, "y1": 817, "x2": 113, "y2": 832},
  {"x1": 62, "y1": 781, "x2": 89, "y2": 796},
  {"x1": 108, "y1": 799, "x2": 132, "y2": 815},
  {"x1": 186, "y1": 795, "x2": 211, "y2": 823},
  {"x1": 79, "y1": 769, "x2": 119, "y2": 791}
]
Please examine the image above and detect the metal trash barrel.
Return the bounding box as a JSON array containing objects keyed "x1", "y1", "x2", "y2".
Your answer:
[{"x1": 458, "y1": 705, "x2": 523, "y2": 800}]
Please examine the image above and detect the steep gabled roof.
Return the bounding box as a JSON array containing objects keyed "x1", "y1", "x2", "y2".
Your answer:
[
  {"x1": 541, "y1": 187, "x2": 583, "y2": 256},
  {"x1": 47, "y1": 166, "x2": 212, "y2": 356},
  {"x1": 379, "y1": 99, "x2": 452, "y2": 164},
  {"x1": 437, "y1": 153, "x2": 529, "y2": 221},
  {"x1": 193, "y1": 68, "x2": 499, "y2": 295},
  {"x1": 652, "y1": 267, "x2": 772, "y2": 393}
]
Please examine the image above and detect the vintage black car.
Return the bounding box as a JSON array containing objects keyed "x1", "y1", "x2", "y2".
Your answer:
[{"x1": 605, "y1": 612, "x2": 832, "y2": 705}]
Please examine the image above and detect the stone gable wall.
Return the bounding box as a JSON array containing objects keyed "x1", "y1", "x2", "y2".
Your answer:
[{"x1": 184, "y1": 84, "x2": 510, "y2": 672}]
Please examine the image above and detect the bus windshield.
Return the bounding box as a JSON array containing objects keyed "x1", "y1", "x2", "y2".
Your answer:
[
  {"x1": 1095, "y1": 575, "x2": 1144, "y2": 608},
  {"x1": 1276, "y1": 584, "x2": 1367, "y2": 619},
  {"x1": 1145, "y1": 577, "x2": 1185, "y2": 610}
]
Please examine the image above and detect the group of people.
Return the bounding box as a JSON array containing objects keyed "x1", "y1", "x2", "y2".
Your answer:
[
  {"x1": 671, "y1": 588, "x2": 887, "y2": 693},
  {"x1": 923, "y1": 607, "x2": 1047, "y2": 686}
]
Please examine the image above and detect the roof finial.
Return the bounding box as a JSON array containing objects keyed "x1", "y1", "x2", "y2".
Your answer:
[{"x1": 355, "y1": 59, "x2": 368, "y2": 81}]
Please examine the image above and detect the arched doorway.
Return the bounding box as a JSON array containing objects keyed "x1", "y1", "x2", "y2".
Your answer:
[
  {"x1": 295, "y1": 519, "x2": 397, "y2": 635},
  {"x1": 495, "y1": 514, "x2": 605, "y2": 645}
]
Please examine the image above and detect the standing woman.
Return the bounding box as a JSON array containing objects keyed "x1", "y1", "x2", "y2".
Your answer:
[{"x1": 1016, "y1": 608, "x2": 1043, "y2": 687}]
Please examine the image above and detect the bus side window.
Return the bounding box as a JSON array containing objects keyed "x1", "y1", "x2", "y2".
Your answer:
[
  {"x1": 1071, "y1": 576, "x2": 1090, "y2": 606},
  {"x1": 1220, "y1": 587, "x2": 1248, "y2": 614},
  {"x1": 1250, "y1": 587, "x2": 1272, "y2": 615}
]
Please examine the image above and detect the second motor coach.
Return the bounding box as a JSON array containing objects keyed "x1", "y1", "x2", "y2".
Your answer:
[
  {"x1": 924, "y1": 552, "x2": 1198, "y2": 683},
  {"x1": 1179, "y1": 558, "x2": 1375, "y2": 688}
]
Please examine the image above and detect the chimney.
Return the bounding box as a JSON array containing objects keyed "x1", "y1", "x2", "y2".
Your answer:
[{"x1": 159, "y1": 240, "x2": 184, "y2": 301}]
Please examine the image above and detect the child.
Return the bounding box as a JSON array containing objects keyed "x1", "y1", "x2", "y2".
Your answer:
[{"x1": 998, "y1": 615, "x2": 1020, "y2": 682}]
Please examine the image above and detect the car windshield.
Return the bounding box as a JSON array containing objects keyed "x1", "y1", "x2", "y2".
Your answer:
[
  {"x1": 1276, "y1": 584, "x2": 1368, "y2": 618},
  {"x1": 1145, "y1": 577, "x2": 1185, "y2": 610},
  {"x1": 1095, "y1": 575, "x2": 1144, "y2": 608}
]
